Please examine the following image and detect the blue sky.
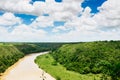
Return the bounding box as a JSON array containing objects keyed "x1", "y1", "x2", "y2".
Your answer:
[
  {"x1": 14, "y1": 0, "x2": 106, "y2": 26},
  {"x1": 15, "y1": 14, "x2": 37, "y2": 25},
  {"x1": 32, "y1": 0, "x2": 62, "y2": 2},
  {"x1": 82, "y1": 0, "x2": 107, "y2": 13},
  {"x1": 0, "y1": 0, "x2": 119, "y2": 42}
]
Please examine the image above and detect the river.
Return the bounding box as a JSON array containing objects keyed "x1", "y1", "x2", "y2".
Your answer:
[{"x1": 1, "y1": 52, "x2": 55, "y2": 80}]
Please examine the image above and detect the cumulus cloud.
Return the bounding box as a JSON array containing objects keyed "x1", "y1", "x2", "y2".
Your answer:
[
  {"x1": 10, "y1": 24, "x2": 47, "y2": 41},
  {"x1": 0, "y1": 0, "x2": 120, "y2": 42},
  {"x1": 49, "y1": 0, "x2": 120, "y2": 42},
  {"x1": 0, "y1": 0, "x2": 34, "y2": 14},
  {"x1": 52, "y1": 26, "x2": 68, "y2": 32},
  {"x1": 0, "y1": 12, "x2": 47, "y2": 42},
  {"x1": 0, "y1": 0, "x2": 83, "y2": 20},
  {"x1": 0, "y1": 12, "x2": 21, "y2": 27},
  {"x1": 30, "y1": 16, "x2": 54, "y2": 28},
  {"x1": 0, "y1": 24, "x2": 47, "y2": 42},
  {"x1": 95, "y1": 0, "x2": 120, "y2": 29}
]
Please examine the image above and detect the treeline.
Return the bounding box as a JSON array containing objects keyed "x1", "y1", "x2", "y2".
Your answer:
[
  {"x1": 14, "y1": 43, "x2": 65, "y2": 54},
  {"x1": 0, "y1": 42, "x2": 64, "y2": 73},
  {"x1": 51, "y1": 41, "x2": 120, "y2": 80}
]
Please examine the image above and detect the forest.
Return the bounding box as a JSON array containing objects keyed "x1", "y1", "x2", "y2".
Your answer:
[{"x1": 51, "y1": 41, "x2": 120, "y2": 80}]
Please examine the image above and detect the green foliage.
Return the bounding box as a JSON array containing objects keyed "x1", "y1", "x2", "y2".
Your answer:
[
  {"x1": 52, "y1": 61, "x2": 58, "y2": 66},
  {"x1": 35, "y1": 54, "x2": 102, "y2": 80},
  {"x1": 51, "y1": 41, "x2": 120, "y2": 80}
]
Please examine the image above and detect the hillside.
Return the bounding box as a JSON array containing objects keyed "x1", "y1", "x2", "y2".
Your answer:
[
  {"x1": 0, "y1": 44, "x2": 24, "y2": 73},
  {"x1": 50, "y1": 41, "x2": 120, "y2": 80}
]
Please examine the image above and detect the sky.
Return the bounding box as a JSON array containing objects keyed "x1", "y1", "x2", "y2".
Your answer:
[{"x1": 0, "y1": 0, "x2": 120, "y2": 42}]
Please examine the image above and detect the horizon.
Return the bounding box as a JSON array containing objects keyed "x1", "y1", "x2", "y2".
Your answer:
[{"x1": 0, "y1": 40, "x2": 120, "y2": 43}]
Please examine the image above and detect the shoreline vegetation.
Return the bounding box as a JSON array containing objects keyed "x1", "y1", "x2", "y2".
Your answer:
[{"x1": 35, "y1": 54, "x2": 102, "y2": 80}]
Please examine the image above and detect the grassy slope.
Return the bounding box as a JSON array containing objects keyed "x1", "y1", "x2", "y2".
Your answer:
[
  {"x1": 35, "y1": 54, "x2": 102, "y2": 80},
  {"x1": 0, "y1": 44, "x2": 21, "y2": 56},
  {"x1": 0, "y1": 44, "x2": 24, "y2": 73}
]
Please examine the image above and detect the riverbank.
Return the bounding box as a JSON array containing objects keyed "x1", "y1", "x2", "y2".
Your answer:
[
  {"x1": 35, "y1": 53, "x2": 102, "y2": 80},
  {"x1": 0, "y1": 52, "x2": 55, "y2": 80}
]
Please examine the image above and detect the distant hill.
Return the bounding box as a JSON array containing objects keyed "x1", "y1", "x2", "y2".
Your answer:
[
  {"x1": 14, "y1": 43, "x2": 65, "y2": 54},
  {"x1": 51, "y1": 41, "x2": 120, "y2": 80}
]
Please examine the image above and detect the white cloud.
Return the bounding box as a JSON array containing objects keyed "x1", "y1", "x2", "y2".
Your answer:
[
  {"x1": 0, "y1": 12, "x2": 47, "y2": 42},
  {"x1": 0, "y1": 24, "x2": 47, "y2": 42},
  {"x1": 0, "y1": 0, "x2": 120, "y2": 42},
  {"x1": 30, "y1": 16, "x2": 54, "y2": 28},
  {"x1": 94, "y1": 0, "x2": 120, "y2": 29},
  {"x1": 0, "y1": 12, "x2": 21, "y2": 27},
  {"x1": 0, "y1": 0, "x2": 34, "y2": 14},
  {"x1": 52, "y1": 26, "x2": 68, "y2": 32},
  {"x1": 49, "y1": 0, "x2": 120, "y2": 42},
  {"x1": 10, "y1": 24, "x2": 47, "y2": 41},
  {"x1": 0, "y1": 27, "x2": 9, "y2": 41},
  {"x1": 0, "y1": 0, "x2": 83, "y2": 20}
]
